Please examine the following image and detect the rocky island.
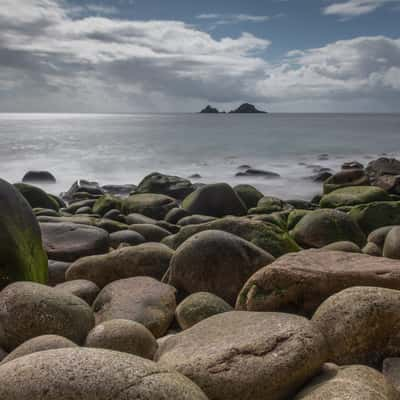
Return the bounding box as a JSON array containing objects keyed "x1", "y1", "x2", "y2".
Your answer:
[
  {"x1": 1, "y1": 157, "x2": 400, "y2": 398},
  {"x1": 200, "y1": 103, "x2": 267, "y2": 114}
]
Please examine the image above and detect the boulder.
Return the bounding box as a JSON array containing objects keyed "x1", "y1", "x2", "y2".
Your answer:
[
  {"x1": 55, "y1": 279, "x2": 100, "y2": 305},
  {"x1": 129, "y1": 223, "x2": 170, "y2": 242},
  {"x1": 321, "y1": 241, "x2": 361, "y2": 252},
  {"x1": 64, "y1": 199, "x2": 96, "y2": 214},
  {"x1": 103, "y1": 209, "x2": 126, "y2": 223},
  {"x1": 320, "y1": 186, "x2": 390, "y2": 208},
  {"x1": 102, "y1": 184, "x2": 136, "y2": 196},
  {"x1": 251, "y1": 196, "x2": 292, "y2": 214},
  {"x1": 342, "y1": 161, "x2": 364, "y2": 169},
  {"x1": 182, "y1": 183, "x2": 247, "y2": 217},
  {"x1": 162, "y1": 216, "x2": 301, "y2": 258},
  {"x1": 233, "y1": 184, "x2": 264, "y2": 209},
  {"x1": 123, "y1": 193, "x2": 178, "y2": 220},
  {"x1": 294, "y1": 363, "x2": 399, "y2": 400},
  {"x1": 109, "y1": 230, "x2": 145, "y2": 248},
  {"x1": 66, "y1": 243, "x2": 173, "y2": 288},
  {"x1": 1, "y1": 335, "x2": 77, "y2": 365},
  {"x1": 178, "y1": 215, "x2": 216, "y2": 226},
  {"x1": 0, "y1": 348, "x2": 208, "y2": 400},
  {"x1": 383, "y1": 358, "x2": 400, "y2": 393},
  {"x1": 384, "y1": 226, "x2": 400, "y2": 259},
  {"x1": 349, "y1": 201, "x2": 400, "y2": 233},
  {"x1": 290, "y1": 209, "x2": 366, "y2": 248},
  {"x1": 93, "y1": 277, "x2": 176, "y2": 337},
  {"x1": 368, "y1": 225, "x2": 395, "y2": 248},
  {"x1": 40, "y1": 222, "x2": 110, "y2": 262},
  {"x1": 235, "y1": 168, "x2": 280, "y2": 178},
  {"x1": 363, "y1": 241, "x2": 382, "y2": 256},
  {"x1": 366, "y1": 157, "x2": 400, "y2": 183},
  {"x1": 164, "y1": 207, "x2": 191, "y2": 224},
  {"x1": 47, "y1": 260, "x2": 70, "y2": 286},
  {"x1": 92, "y1": 195, "x2": 123, "y2": 216},
  {"x1": 376, "y1": 175, "x2": 400, "y2": 195},
  {"x1": 176, "y1": 292, "x2": 232, "y2": 330},
  {"x1": 237, "y1": 250, "x2": 400, "y2": 317},
  {"x1": 22, "y1": 171, "x2": 56, "y2": 184},
  {"x1": 0, "y1": 282, "x2": 94, "y2": 351},
  {"x1": 287, "y1": 210, "x2": 311, "y2": 230},
  {"x1": 63, "y1": 180, "x2": 104, "y2": 201},
  {"x1": 166, "y1": 230, "x2": 274, "y2": 305},
  {"x1": 312, "y1": 286, "x2": 400, "y2": 366},
  {"x1": 125, "y1": 213, "x2": 157, "y2": 225},
  {"x1": 136, "y1": 172, "x2": 195, "y2": 200},
  {"x1": 156, "y1": 311, "x2": 327, "y2": 400},
  {"x1": 85, "y1": 319, "x2": 158, "y2": 360},
  {"x1": 14, "y1": 183, "x2": 59, "y2": 210},
  {"x1": 0, "y1": 178, "x2": 47, "y2": 288},
  {"x1": 323, "y1": 169, "x2": 369, "y2": 194}
]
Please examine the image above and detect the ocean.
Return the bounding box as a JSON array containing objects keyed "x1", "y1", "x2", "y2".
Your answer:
[{"x1": 1, "y1": 113, "x2": 399, "y2": 200}]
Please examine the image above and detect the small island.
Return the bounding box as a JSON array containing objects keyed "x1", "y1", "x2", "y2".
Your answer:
[{"x1": 200, "y1": 103, "x2": 267, "y2": 114}]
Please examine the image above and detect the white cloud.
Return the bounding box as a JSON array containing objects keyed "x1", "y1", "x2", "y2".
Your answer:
[
  {"x1": 323, "y1": 0, "x2": 400, "y2": 17},
  {"x1": 197, "y1": 13, "x2": 271, "y2": 23},
  {"x1": 0, "y1": 0, "x2": 400, "y2": 112}
]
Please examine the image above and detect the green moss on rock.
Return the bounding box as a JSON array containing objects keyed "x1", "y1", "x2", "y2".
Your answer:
[{"x1": 14, "y1": 183, "x2": 59, "y2": 211}]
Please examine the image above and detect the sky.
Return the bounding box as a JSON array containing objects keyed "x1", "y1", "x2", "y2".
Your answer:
[{"x1": 0, "y1": 0, "x2": 400, "y2": 112}]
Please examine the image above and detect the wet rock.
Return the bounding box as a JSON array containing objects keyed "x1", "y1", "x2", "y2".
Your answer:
[
  {"x1": 47, "y1": 260, "x2": 70, "y2": 286},
  {"x1": 109, "y1": 230, "x2": 145, "y2": 248},
  {"x1": 323, "y1": 169, "x2": 369, "y2": 194},
  {"x1": 129, "y1": 223, "x2": 170, "y2": 242},
  {"x1": 55, "y1": 279, "x2": 100, "y2": 305},
  {"x1": 235, "y1": 168, "x2": 280, "y2": 178},
  {"x1": 14, "y1": 183, "x2": 59, "y2": 210},
  {"x1": 22, "y1": 170, "x2": 56, "y2": 184}
]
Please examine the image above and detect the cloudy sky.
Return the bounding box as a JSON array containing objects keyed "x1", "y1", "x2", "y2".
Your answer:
[{"x1": 0, "y1": 0, "x2": 400, "y2": 112}]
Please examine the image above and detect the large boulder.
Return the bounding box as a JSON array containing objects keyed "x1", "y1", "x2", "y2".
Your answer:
[
  {"x1": 66, "y1": 243, "x2": 173, "y2": 288},
  {"x1": 323, "y1": 169, "x2": 369, "y2": 194},
  {"x1": 40, "y1": 222, "x2": 110, "y2": 262},
  {"x1": 85, "y1": 319, "x2": 158, "y2": 360},
  {"x1": 22, "y1": 170, "x2": 56, "y2": 184},
  {"x1": 92, "y1": 194, "x2": 123, "y2": 216},
  {"x1": 136, "y1": 172, "x2": 195, "y2": 200},
  {"x1": 47, "y1": 260, "x2": 70, "y2": 286},
  {"x1": 54, "y1": 279, "x2": 100, "y2": 305},
  {"x1": 0, "y1": 348, "x2": 209, "y2": 400},
  {"x1": 233, "y1": 184, "x2": 264, "y2": 209},
  {"x1": 162, "y1": 216, "x2": 301, "y2": 258},
  {"x1": 166, "y1": 230, "x2": 274, "y2": 305},
  {"x1": 349, "y1": 201, "x2": 400, "y2": 234},
  {"x1": 109, "y1": 229, "x2": 145, "y2": 248},
  {"x1": 0, "y1": 282, "x2": 94, "y2": 351},
  {"x1": 123, "y1": 193, "x2": 178, "y2": 219},
  {"x1": 176, "y1": 292, "x2": 233, "y2": 330},
  {"x1": 156, "y1": 311, "x2": 327, "y2": 400},
  {"x1": 93, "y1": 277, "x2": 176, "y2": 337},
  {"x1": 376, "y1": 174, "x2": 400, "y2": 195},
  {"x1": 14, "y1": 183, "x2": 59, "y2": 210},
  {"x1": 182, "y1": 183, "x2": 247, "y2": 217},
  {"x1": 320, "y1": 186, "x2": 390, "y2": 208},
  {"x1": 312, "y1": 286, "x2": 400, "y2": 366},
  {"x1": 366, "y1": 157, "x2": 400, "y2": 182},
  {"x1": 237, "y1": 249, "x2": 400, "y2": 317},
  {"x1": 294, "y1": 363, "x2": 399, "y2": 400},
  {"x1": 63, "y1": 179, "x2": 104, "y2": 201},
  {"x1": 0, "y1": 179, "x2": 48, "y2": 288},
  {"x1": 384, "y1": 226, "x2": 400, "y2": 259},
  {"x1": 383, "y1": 358, "x2": 400, "y2": 393},
  {"x1": 290, "y1": 209, "x2": 366, "y2": 248},
  {"x1": 1, "y1": 335, "x2": 77, "y2": 365},
  {"x1": 129, "y1": 223, "x2": 170, "y2": 242}
]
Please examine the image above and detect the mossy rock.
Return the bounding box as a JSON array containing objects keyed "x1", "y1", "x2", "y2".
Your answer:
[
  {"x1": 123, "y1": 193, "x2": 178, "y2": 220},
  {"x1": 233, "y1": 184, "x2": 264, "y2": 209},
  {"x1": 287, "y1": 210, "x2": 312, "y2": 230},
  {"x1": 14, "y1": 183, "x2": 59, "y2": 211},
  {"x1": 92, "y1": 195, "x2": 123, "y2": 216},
  {"x1": 250, "y1": 211, "x2": 289, "y2": 230},
  {"x1": 323, "y1": 169, "x2": 370, "y2": 194},
  {"x1": 320, "y1": 186, "x2": 390, "y2": 208},
  {"x1": 162, "y1": 216, "x2": 301, "y2": 258},
  {"x1": 249, "y1": 196, "x2": 292, "y2": 215},
  {"x1": 0, "y1": 179, "x2": 48, "y2": 288},
  {"x1": 291, "y1": 209, "x2": 366, "y2": 248},
  {"x1": 349, "y1": 201, "x2": 400, "y2": 234}
]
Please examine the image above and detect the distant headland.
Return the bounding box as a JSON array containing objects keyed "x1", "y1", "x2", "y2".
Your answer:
[{"x1": 200, "y1": 103, "x2": 267, "y2": 114}]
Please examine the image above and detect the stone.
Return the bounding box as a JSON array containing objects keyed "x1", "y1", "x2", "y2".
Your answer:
[
  {"x1": 323, "y1": 169, "x2": 369, "y2": 194},
  {"x1": 47, "y1": 260, "x2": 70, "y2": 286},
  {"x1": 164, "y1": 207, "x2": 191, "y2": 224},
  {"x1": 294, "y1": 363, "x2": 399, "y2": 400},
  {"x1": 233, "y1": 184, "x2": 264, "y2": 209},
  {"x1": 362, "y1": 241, "x2": 382, "y2": 256},
  {"x1": 92, "y1": 195, "x2": 123, "y2": 216},
  {"x1": 103, "y1": 209, "x2": 126, "y2": 223},
  {"x1": 376, "y1": 175, "x2": 400, "y2": 194},
  {"x1": 109, "y1": 230, "x2": 145, "y2": 248},
  {"x1": 177, "y1": 215, "x2": 216, "y2": 226},
  {"x1": 162, "y1": 216, "x2": 301, "y2": 258},
  {"x1": 93, "y1": 277, "x2": 176, "y2": 337},
  {"x1": 384, "y1": 226, "x2": 400, "y2": 259},
  {"x1": 290, "y1": 209, "x2": 366, "y2": 248},
  {"x1": 123, "y1": 193, "x2": 178, "y2": 220},
  {"x1": 66, "y1": 243, "x2": 173, "y2": 288},
  {"x1": 85, "y1": 319, "x2": 158, "y2": 360},
  {"x1": 129, "y1": 223, "x2": 170, "y2": 242},
  {"x1": 235, "y1": 168, "x2": 280, "y2": 178},
  {"x1": 125, "y1": 213, "x2": 157, "y2": 225},
  {"x1": 229, "y1": 103, "x2": 267, "y2": 113},
  {"x1": 14, "y1": 183, "x2": 59, "y2": 210},
  {"x1": 63, "y1": 180, "x2": 104, "y2": 202},
  {"x1": 156, "y1": 311, "x2": 327, "y2": 400},
  {"x1": 321, "y1": 241, "x2": 361, "y2": 252},
  {"x1": 102, "y1": 184, "x2": 136, "y2": 196},
  {"x1": 0, "y1": 282, "x2": 94, "y2": 351},
  {"x1": 0, "y1": 178, "x2": 47, "y2": 288},
  {"x1": 166, "y1": 230, "x2": 274, "y2": 305},
  {"x1": 136, "y1": 172, "x2": 195, "y2": 200},
  {"x1": 237, "y1": 250, "x2": 400, "y2": 317},
  {"x1": 342, "y1": 160, "x2": 364, "y2": 170},
  {"x1": 182, "y1": 183, "x2": 247, "y2": 217},
  {"x1": 176, "y1": 292, "x2": 232, "y2": 330},
  {"x1": 40, "y1": 222, "x2": 110, "y2": 262},
  {"x1": 1, "y1": 335, "x2": 77, "y2": 365},
  {"x1": 312, "y1": 286, "x2": 400, "y2": 366},
  {"x1": 320, "y1": 186, "x2": 390, "y2": 208},
  {"x1": 55, "y1": 279, "x2": 100, "y2": 305},
  {"x1": 22, "y1": 170, "x2": 56, "y2": 184},
  {"x1": 366, "y1": 157, "x2": 400, "y2": 183},
  {"x1": 0, "y1": 348, "x2": 208, "y2": 400},
  {"x1": 368, "y1": 225, "x2": 395, "y2": 248}
]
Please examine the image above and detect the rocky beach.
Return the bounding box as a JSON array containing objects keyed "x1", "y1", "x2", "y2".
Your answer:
[{"x1": 0, "y1": 157, "x2": 400, "y2": 398}]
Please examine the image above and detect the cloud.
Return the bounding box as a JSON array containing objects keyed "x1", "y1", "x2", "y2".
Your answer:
[
  {"x1": 196, "y1": 13, "x2": 271, "y2": 24},
  {"x1": 323, "y1": 0, "x2": 400, "y2": 17},
  {"x1": 0, "y1": 0, "x2": 400, "y2": 112}
]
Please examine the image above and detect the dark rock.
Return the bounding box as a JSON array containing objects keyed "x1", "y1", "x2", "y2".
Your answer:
[
  {"x1": 47, "y1": 260, "x2": 70, "y2": 286},
  {"x1": 103, "y1": 209, "x2": 126, "y2": 222},
  {"x1": 323, "y1": 169, "x2": 369, "y2": 194},
  {"x1": 376, "y1": 174, "x2": 400, "y2": 194},
  {"x1": 235, "y1": 168, "x2": 280, "y2": 178},
  {"x1": 63, "y1": 180, "x2": 104, "y2": 201},
  {"x1": 233, "y1": 184, "x2": 264, "y2": 209},
  {"x1": 177, "y1": 214, "x2": 216, "y2": 226},
  {"x1": 366, "y1": 157, "x2": 400, "y2": 183},
  {"x1": 109, "y1": 230, "x2": 145, "y2": 248},
  {"x1": 14, "y1": 183, "x2": 59, "y2": 210},
  {"x1": 102, "y1": 184, "x2": 137, "y2": 196},
  {"x1": 164, "y1": 208, "x2": 190, "y2": 224},
  {"x1": 342, "y1": 161, "x2": 364, "y2": 170},
  {"x1": 55, "y1": 279, "x2": 100, "y2": 305},
  {"x1": 75, "y1": 206, "x2": 92, "y2": 214},
  {"x1": 229, "y1": 103, "x2": 267, "y2": 114},
  {"x1": 22, "y1": 171, "x2": 56, "y2": 184},
  {"x1": 188, "y1": 174, "x2": 201, "y2": 179},
  {"x1": 200, "y1": 105, "x2": 219, "y2": 113},
  {"x1": 129, "y1": 223, "x2": 170, "y2": 242}
]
